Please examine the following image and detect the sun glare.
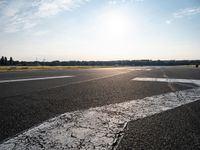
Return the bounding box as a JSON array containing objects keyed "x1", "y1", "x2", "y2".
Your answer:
[{"x1": 97, "y1": 10, "x2": 133, "y2": 37}]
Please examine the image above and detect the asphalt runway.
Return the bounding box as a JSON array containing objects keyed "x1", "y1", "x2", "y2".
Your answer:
[{"x1": 0, "y1": 66, "x2": 200, "y2": 149}]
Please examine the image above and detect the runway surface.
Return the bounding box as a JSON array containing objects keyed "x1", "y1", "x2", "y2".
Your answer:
[{"x1": 0, "y1": 66, "x2": 200, "y2": 149}]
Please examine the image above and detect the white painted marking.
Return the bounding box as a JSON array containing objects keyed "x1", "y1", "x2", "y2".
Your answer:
[
  {"x1": 132, "y1": 77, "x2": 200, "y2": 86},
  {"x1": 0, "y1": 76, "x2": 74, "y2": 83},
  {"x1": 128, "y1": 68, "x2": 152, "y2": 71},
  {"x1": 1, "y1": 88, "x2": 200, "y2": 150}
]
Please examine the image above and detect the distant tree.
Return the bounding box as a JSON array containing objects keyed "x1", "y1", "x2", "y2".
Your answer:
[
  {"x1": 0, "y1": 56, "x2": 4, "y2": 65},
  {"x1": 9, "y1": 57, "x2": 13, "y2": 65},
  {"x1": 4, "y1": 57, "x2": 8, "y2": 65}
]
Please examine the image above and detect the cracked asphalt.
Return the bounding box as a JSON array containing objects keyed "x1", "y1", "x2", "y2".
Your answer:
[
  {"x1": 117, "y1": 100, "x2": 200, "y2": 150},
  {"x1": 0, "y1": 66, "x2": 200, "y2": 149}
]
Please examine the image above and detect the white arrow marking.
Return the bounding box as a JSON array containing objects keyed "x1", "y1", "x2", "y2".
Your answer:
[
  {"x1": 0, "y1": 76, "x2": 74, "y2": 84},
  {"x1": 0, "y1": 87, "x2": 200, "y2": 150}
]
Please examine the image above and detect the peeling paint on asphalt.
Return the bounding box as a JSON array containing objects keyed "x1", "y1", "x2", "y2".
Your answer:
[{"x1": 0, "y1": 88, "x2": 200, "y2": 150}]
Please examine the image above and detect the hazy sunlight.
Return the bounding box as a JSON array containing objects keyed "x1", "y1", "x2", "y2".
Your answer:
[{"x1": 99, "y1": 10, "x2": 133, "y2": 36}]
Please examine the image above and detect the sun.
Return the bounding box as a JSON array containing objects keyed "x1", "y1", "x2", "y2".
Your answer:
[{"x1": 98, "y1": 10, "x2": 132, "y2": 36}]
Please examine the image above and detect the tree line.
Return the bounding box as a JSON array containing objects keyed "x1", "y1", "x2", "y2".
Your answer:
[
  {"x1": 0, "y1": 56, "x2": 199, "y2": 66},
  {"x1": 0, "y1": 56, "x2": 14, "y2": 65}
]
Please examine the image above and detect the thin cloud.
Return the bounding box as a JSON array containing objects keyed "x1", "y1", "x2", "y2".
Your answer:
[
  {"x1": 174, "y1": 7, "x2": 200, "y2": 18},
  {"x1": 108, "y1": 0, "x2": 143, "y2": 5},
  {"x1": 0, "y1": 0, "x2": 89, "y2": 33},
  {"x1": 34, "y1": 0, "x2": 86, "y2": 17},
  {"x1": 166, "y1": 7, "x2": 200, "y2": 24},
  {"x1": 0, "y1": 0, "x2": 6, "y2": 7}
]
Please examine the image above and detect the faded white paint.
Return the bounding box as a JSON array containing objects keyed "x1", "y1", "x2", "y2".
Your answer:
[
  {"x1": 128, "y1": 68, "x2": 152, "y2": 71},
  {"x1": 132, "y1": 77, "x2": 200, "y2": 86},
  {"x1": 0, "y1": 87, "x2": 200, "y2": 150},
  {"x1": 0, "y1": 76, "x2": 73, "y2": 83}
]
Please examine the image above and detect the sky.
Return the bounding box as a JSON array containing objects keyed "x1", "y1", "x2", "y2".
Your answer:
[{"x1": 0, "y1": 0, "x2": 200, "y2": 61}]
